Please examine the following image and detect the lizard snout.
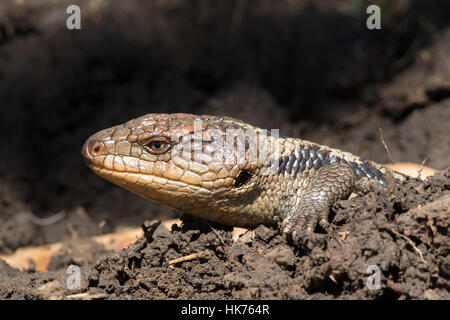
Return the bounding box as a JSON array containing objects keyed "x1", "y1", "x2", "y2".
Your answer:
[
  {"x1": 81, "y1": 139, "x2": 106, "y2": 165},
  {"x1": 81, "y1": 127, "x2": 116, "y2": 166}
]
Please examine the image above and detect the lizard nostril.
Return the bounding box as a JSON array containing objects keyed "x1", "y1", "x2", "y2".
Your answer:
[
  {"x1": 92, "y1": 145, "x2": 101, "y2": 155},
  {"x1": 82, "y1": 139, "x2": 106, "y2": 162}
]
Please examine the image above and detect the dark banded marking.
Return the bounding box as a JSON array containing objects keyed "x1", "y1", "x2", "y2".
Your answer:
[
  {"x1": 278, "y1": 145, "x2": 328, "y2": 176},
  {"x1": 278, "y1": 146, "x2": 387, "y2": 186}
]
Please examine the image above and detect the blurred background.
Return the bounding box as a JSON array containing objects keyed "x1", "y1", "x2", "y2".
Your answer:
[{"x1": 0, "y1": 0, "x2": 449, "y2": 252}]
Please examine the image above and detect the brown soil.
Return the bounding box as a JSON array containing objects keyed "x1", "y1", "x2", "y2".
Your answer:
[{"x1": 0, "y1": 0, "x2": 449, "y2": 300}]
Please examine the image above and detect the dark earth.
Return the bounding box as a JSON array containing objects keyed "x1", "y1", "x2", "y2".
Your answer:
[{"x1": 0, "y1": 0, "x2": 449, "y2": 299}]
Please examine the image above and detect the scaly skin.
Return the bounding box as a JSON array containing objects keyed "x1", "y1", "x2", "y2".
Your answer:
[{"x1": 81, "y1": 113, "x2": 403, "y2": 236}]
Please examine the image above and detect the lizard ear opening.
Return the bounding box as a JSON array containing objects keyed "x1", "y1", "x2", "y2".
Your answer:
[{"x1": 234, "y1": 171, "x2": 252, "y2": 188}]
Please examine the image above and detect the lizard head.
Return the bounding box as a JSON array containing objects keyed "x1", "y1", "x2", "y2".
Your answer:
[{"x1": 82, "y1": 113, "x2": 273, "y2": 225}]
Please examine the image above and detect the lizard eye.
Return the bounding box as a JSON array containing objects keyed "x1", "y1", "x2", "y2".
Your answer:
[{"x1": 143, "y1": 137, "x2": 172, "y2": 154}]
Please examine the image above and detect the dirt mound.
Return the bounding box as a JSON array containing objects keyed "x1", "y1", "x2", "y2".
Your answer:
[{"x1": 1, "y1": 170, "x2": 448, "y2": 299}]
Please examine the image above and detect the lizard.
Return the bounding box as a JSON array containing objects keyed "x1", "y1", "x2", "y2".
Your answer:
[{"x1": 81, "y1": 113, "x2": 405, "y2": 240}]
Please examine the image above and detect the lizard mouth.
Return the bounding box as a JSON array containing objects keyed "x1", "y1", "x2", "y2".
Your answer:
[{"x1": 85, "y1": 160, "x2": 212, "y2": 195}]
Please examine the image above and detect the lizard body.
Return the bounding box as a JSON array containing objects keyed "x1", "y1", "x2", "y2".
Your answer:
[{"x1": 82, "y1": 113, "x2": 404, "y2": 235}]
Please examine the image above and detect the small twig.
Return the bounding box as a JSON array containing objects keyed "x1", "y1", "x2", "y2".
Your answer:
[
  {"x1": 378, "y1": 126, "x2": 398, "y2": 193},
  {"x1": 379, "y1": 126, "x2": 394, "y2": 165},
  {"x1": 329, "y1": 275, "x2": 337, "y2": 284},
  {"x1": 207, "y1": 223, "x2": 229, "y2": 249},
  {"x1": 66, "y1": 292, "x2": 109, "y2": 300},
  {"x1": 417, "y1": 158, "x2": 428, "y2": 180},
  {"x1": 426, "y1": 217, "x2": 437, "y2": 237},
  {"x1": 391, "y1": 230, "x2": 428, "y2": 265},
  {"x1": 27, "y1": 210, "x2": 66, "y2": 226},
  {"x1": 168, "y1": 250, "x2": 209, "y2": 265}
]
